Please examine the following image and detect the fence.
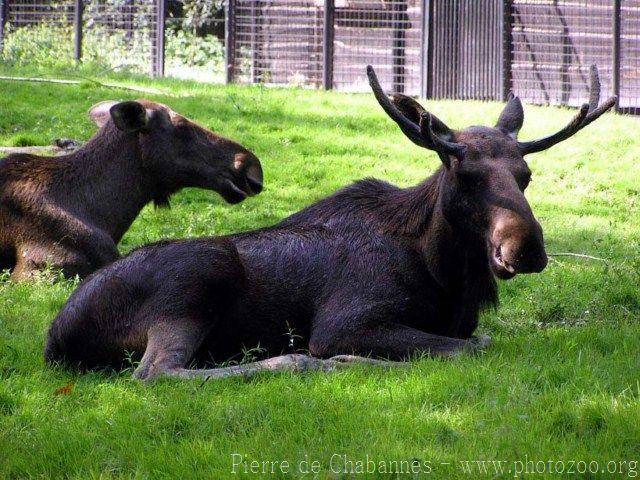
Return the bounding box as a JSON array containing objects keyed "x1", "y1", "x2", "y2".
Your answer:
[
  {"x1": 0, "y1": 0, "x2": 162, "y2": 75},
  {"x1": 0, "y1": 0, "x2": 638, "y2": 113},
  {"x1": 509, "y1": 0, "x2": 640, "y2": 113}
]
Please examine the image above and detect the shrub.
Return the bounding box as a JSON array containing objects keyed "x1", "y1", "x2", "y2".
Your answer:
[
  {"x1": 1, "y1": 24, "x2": 74, "y2": 68},
  {"x1": 0, "y1": 22, "x2": 225, "y2": 79},
  {"x1": 164, "y1": 27, "x2": 224, "y2": 81}
]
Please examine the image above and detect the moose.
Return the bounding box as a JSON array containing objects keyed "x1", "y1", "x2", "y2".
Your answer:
[
  {"x1": 0, "y1": 100, "x2": 263, "y2": 280},
  {"x1": 45, "y1": 66, "x2": 615, "y2": 380}
]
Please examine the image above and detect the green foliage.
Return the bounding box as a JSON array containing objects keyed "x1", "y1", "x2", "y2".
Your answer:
[
  {"x1": 1, "y1": 24, "x2": 74, "y2": 68},
  {"x1": 181, "y1": 0, "x2": 224, "y2": 32},
  {"x1": 1, "y1": 22, "x2": 225, "y2": 78},
  {"x1": 83, "y1": 27, "x2": 156, "y2": 73},
  {"x1": 164, "y1": 28, "x2": 224, "y2": 81},
  {"x1": 0, "y1": 68, "x2": 639, "y2": 478}
]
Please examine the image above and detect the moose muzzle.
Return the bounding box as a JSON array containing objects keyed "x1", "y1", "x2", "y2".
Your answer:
[{"x1": 489, "y1": 207, "x2": 548, "y2": 279}]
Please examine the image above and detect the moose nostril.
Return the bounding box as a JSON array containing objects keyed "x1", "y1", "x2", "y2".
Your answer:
[
  {"x1": 247, "y1": 176, "x2": 263, "y2": 194},
  {"x1": 534, "y1": 252, "x2": 548, "y2": 272},
  {"x1": 245, "y1": 163, "x2": 263, "y2": 194}
]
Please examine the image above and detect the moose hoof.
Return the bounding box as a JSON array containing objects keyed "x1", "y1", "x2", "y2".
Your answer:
[
  {"x1": 132, "y1": 362, "x2": 162, "y2": 381},
  {"x1": 468, "y1": 334, "x2": 491, "y2": 352}
]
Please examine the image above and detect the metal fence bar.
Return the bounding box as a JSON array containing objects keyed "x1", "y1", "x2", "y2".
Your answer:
[
  {"x1": 422, "y1": 0, "x2": 434, "y2": 98},
  {"x1": 225, "y1": 0, "x2": 235, "y2": 84},
  {"x1": 73, "y1": 0, "x2": 82, "y2": 62},
  {"x1": 502, "y1": 0, "x2": 513, "y2": 99},
  {"x1": 322, "y1": 0, "x2": 334, "y2": 90},
  {"x1": 612, "y1": 0, "x2": 621, "y2": 111},
  {"x1": 0, "y1": 0, "x2": 7, "y2": 53},
  {"x1": 154, "y1": 0, "x2": 165, "y2": 76}
]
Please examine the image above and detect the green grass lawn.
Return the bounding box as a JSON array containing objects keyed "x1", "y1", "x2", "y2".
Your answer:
[{"x1": 1, "y1": 67, "x2": 639, "y2": 479}]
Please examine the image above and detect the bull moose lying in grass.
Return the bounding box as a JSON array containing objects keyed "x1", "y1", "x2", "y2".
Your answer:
[
  {"x1": 45, "y1": 67, "x2": 615, "y2": 380},
  {"x1": 0, "y1": 100, "x2": 263, "y2": 280}
]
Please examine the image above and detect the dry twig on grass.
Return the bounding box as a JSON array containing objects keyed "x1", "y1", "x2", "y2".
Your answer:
[{"x1": 548, "y1": 252, "x2": 609, "y2": 264}]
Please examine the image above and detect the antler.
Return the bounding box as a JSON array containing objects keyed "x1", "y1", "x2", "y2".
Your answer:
[
  {"x1": 517, "y1": 65, "x2": 617, "y2": 155},
  {"x1": 367, "y1": 65, "x2": 425, "y2": 147},
  {"x1": 367, "y1": 65, "x2": 465, "y2": 161}
]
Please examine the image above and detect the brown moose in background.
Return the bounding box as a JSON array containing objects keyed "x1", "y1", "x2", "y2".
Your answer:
[
  {"x1": 0, "y1": 100, "x2": 263, "y2": 280},
  {"x1": 45, "y1": 66, "x2": 615, "y2": 380}
]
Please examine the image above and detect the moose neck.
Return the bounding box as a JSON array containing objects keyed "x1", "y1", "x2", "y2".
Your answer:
[
  {"x1": 282, "y1": 165, "x2": 498, "y2": 331},
  {"x1": 57, "y1": 124, "x2": 157, "y2": 243},
  {"x1": 377, "y1": 169, "x2": 498, "y2": 311}
]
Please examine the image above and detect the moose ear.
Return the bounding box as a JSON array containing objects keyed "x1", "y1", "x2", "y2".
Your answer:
[
  {"x1": 88, "y1": 101, "x2": 150, "y2": 132},
  {"x1": 109, "y1": 101, "x2": 149, "y2": 133},
  {"x1": 88, "y1": 101, "x2": 119, "y2": 128},
  {"x1": 495, "y1": 93, "x2": 524, "y2": 139},
  {"x1": 391, "y1": 94, "x2": 454, "y2": 141},
  {"x1": 390, "y1": 93, "x2": 425, "y2": 125}
]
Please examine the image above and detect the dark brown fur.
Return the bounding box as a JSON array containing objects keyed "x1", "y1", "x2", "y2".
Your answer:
[
  {"x1": 44, "y1": 68, "x2": 614, "y2": 379},
  {"x1": 0, "y1": 99, "x2": 263, "y2": 280}
]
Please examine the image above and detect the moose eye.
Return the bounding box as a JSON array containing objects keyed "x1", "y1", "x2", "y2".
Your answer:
[
  {"x1": 518, "y1": 172, "x2": 532, "y2": 190},
  {"x1": 457, "y1": 168, "x2": 484, "y2": 183}
]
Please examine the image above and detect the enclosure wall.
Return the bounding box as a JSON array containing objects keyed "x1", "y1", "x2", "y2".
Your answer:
[{"x1": 0, "y1": 0, "x2": 638, "y2": 113}]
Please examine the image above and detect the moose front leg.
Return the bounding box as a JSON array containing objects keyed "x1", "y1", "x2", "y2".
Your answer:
[
  {"x1": 73, "y1": 228, "x2": 119, "y2": 271},
  {"x1": 33, "y1": 203, "x2": 120, "y2": 273},
  {"x1": 12, "y1": 238, "x2": 118, "y2": 280},
  {"x1": 11, "y1": 243, "x2": 87, "y2": 280},
  {"x1": 309, "y1": 304, "x2": 490, "y2": 360},
  {"x1": 132, "y1": 316, "x2": 214, "y2": 380},
  {"x1": 53, "y1": 225, "x2": 119, "y2": 273},
  {"x1": 157, "y1": 354, "x2": 409, "y2": 381}
]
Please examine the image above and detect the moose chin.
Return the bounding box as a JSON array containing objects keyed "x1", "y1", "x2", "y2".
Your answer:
[
  {"x1": 44, "y1": 66, "x2": 615, "y2": 380},
  {"x1": 0, "y1": 100, "x2": 263, "y2": 280}
]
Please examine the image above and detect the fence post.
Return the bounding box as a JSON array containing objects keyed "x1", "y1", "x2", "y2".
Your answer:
[
  {"x1": 422, "y1": 0, "x2": 434, "y2": 98},
  {"x1": 0, "y1": 0, "x2": 7, "y2": 54},
  {"x1": 0, "y1": 0, "x2": 7, "y2": 55},
  {"x1": 73, "y1": 0, "x2": 82, "y2": 62},
  {"x1": 502, "y1": 0, "x2": 513, "y2": 100},
  {"x1": 612, "y1": 0, "x2": 621, "y2": 112},
  {"x1": 153, "y1": 0, "x2": 165, "y2": 76},
  {"x1": 323, "y1": 0, "x2": 334, "y2": 90},
  {"x1": 225, "y1": 0, "x2": 235, "y2": 84}
]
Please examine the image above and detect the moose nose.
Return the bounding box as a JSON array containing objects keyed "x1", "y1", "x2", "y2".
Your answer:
[
  {"x1": 245, "y1": 161, "x2": 263, "y2": 195},
  {"x1": 492, "y1": 210, "x2": 547, "y2": 275},
  {"x1": 499, "y1": 234, "x2": 548, "y2": 274},
  {"x1": 234, "y1": 152, "x2": 263, "y2": 195}
]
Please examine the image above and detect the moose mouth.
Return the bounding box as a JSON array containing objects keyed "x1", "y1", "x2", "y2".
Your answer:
[
  {"x1": 490, "y1": 244, "x2": 517, "y2": 280},
  {"x1": 219, "y1": 171, "x2": 263, "y2": 204}
]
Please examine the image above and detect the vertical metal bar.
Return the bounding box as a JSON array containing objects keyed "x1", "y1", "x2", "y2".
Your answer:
[
  {"x1": 424, "y1": 0, "x2": 434, "y2": 98},
  {"x1": 225, "y1": 0, "x2": 235, "y2": 84},
  {"x1": 0, "y1": 0, "x2": 7, "y2": 54},
  {"x1": 73, "y1": 0, "x2": 82, "y2": 62},
  {"x1": 323, "y1": 0, "x2": 334, "y2": 90},
  {"x1": 249, "y1": 0, "x2": 257, "y2": 83},
  {"x1": 502, "y1": 0, "x2": 513, "y2": 100},
  {"x1": 419, "y1": 0, "x2": 427, "y2": 98},
  {"x1": 450, "y1": 0, "x2": 460, "y2": 99},
  {"x1": 612, "y1": 0, "x2": 621, "y2": 111},
  {"x1": 154, "y1": 0, "x2": 165, "y2": 76}
]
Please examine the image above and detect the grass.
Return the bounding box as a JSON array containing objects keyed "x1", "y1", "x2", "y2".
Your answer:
[{"x1": 1, "y1": 66, "x2": 639, "y2": 479}]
